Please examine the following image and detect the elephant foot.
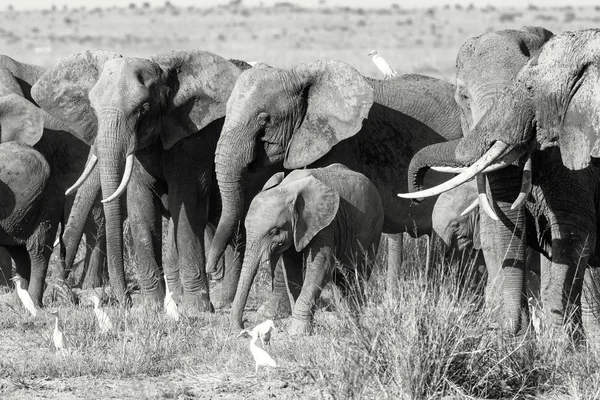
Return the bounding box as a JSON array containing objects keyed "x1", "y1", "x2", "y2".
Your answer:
[
  {"x1": 181, "y1": 292, "x2": 214, "y2": 316},
  {"x1": 138, "y1": 289, "x2": 164, "y2": 308},
  {"x1": 257, "y1": 293, "x2": 292, "y2": 320},
  {"x1": 210, "y1": 280, "x2": 235, "y2": 310},
  {"x1": 288, "y1": 318, "x2": 312, "y2": 336}
]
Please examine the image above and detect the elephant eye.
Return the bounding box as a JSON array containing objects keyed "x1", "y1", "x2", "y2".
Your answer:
[{"x1": 257, "y1": 112, "x2": 270, "y2": 126}]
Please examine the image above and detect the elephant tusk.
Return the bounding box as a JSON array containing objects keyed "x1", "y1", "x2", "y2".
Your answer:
[
  {"x1": 510, "y1": 155, "x2": 532, "y2": 210},
  {"x1": 460, "y1": 198, "x2": 479, "y2": 217},
  {"x1": 398, "y1": 141, "x2": 512, "y2": 199},
  {"x1": 53, "y1": 237, "x2": 60, "y2": 248},
  {"x1": 429, "y1": 147, "x2": 524, "y2": 174},
  {"x1": 65, "y1": 154, "x2": 98, "y2": 196},
  {"x1": 101, "y1": 153, "x2": 134, "y2": 204},
  {"x1": 477, "y1": 174, "x2": 499, "y2": 221}
]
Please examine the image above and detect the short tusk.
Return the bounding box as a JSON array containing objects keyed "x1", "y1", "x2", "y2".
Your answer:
[
  {"x1": 65, "y1": 154, "x2": 98, "y2": 196},
  {"x1": 460, "y1": 198, "x2": 479, "y2": 217},
  {"x1": 510, "y1": 155, "x2": 532, "y2": 210},
  {"x1": 430, "y1": 147, "x2": 525, "y2": 174},
  {"x1": 53, "y1": 237, "x2": 60, "y2": 248},
  {"x1": 101, "y1": 153, "x2": 135, "y2": 204},
  {"x1": 398, "y1": 141, "x2": 512, "y2": 199},
  {"x1": 477, "y1": 174, "x2": 499, "y2": 221}
]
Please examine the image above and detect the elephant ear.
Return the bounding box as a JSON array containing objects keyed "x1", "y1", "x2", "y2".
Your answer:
[
  {"x1": 151, "y1": 50, "x2": 243, "y2": 150},
  {"x1": 284, "y1": 60, "x2": 374, "y2": 169},
  {"x1": 31, "y1": 50, "x2": 122, "y2": 145},
  {"x1": 289, "y1": 176, "x2": 340, "y2": 252},
  {"x1": 520, "y1": 26, "x2": 554, "y2": 43},
  {"x1": 261, "y1": 171, "x2": 286, "y2": 191},
  {"x1": 0, "y1": 93, "x2": 44, "y2": 145}
]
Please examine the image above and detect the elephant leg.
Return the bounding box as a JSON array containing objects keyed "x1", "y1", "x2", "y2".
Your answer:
[
  {"x1": 126, "y1": 173, "x2": 164, "y2": 306},
  {"x1": 483, "y1": 171, "x2": 527, "y2": 334},
  {"x1": 8, "y1": 246, "x2": 31, "y2": 303},
  {"x1": 168, "y1": 189, "x2": 212, "y2": 315},
  {"x1": 543, "y1": 234, "x2": 588, "y2": 333},
  {"x1": 164, "y1": 217, "x2": 182, "y2": 302},
  {"x1": 582, "y1": 260, "x2": 600, "y2": 338},
  {"x1": 258, "y1": 253, "x2": 303, "y2": 319},
  {"x1": 385, "y1": 233, "x2": 403, "y2": 294},
  {"x1": 209, "y1": 222, "x2": 243, "y2": 309},
  {"x1": 289, "y1": 237, "x2": 334, "y2": 335},
  {"x1": 81, "y1": 231, "x2": 106, "y2": 289},
  {"x1": 26, "y1": 224, "x2": 57, "y2": 307},
  {"x1": 0, "y1": 247, "x2": 13, "y2": 286}
]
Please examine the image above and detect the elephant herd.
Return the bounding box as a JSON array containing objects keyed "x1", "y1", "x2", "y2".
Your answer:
[{"x1": 2, "y1": 25, "x2": 600, "y2": 339}]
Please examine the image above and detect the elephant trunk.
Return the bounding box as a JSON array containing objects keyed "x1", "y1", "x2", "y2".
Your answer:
[
  {"x1": 96, "y1": 110, "x2": 135, "y2": 306},
  {"x1": 407, "y1": 139, "x2": 463, "y2": 193},
  {"x1": 207, "y1": 127, "x2": 253, "y2": 279},
  {"x1": 230, "y1": 244, "x2": 263, "y2": 330}
]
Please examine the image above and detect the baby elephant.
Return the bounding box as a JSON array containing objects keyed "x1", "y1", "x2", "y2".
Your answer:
[{"x1": 230, "y1": 163, "x2": 384, "y2": 335}]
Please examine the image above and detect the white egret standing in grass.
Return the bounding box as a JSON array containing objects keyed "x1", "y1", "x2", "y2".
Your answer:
[
  {"x1": 368, "y1": 50, "x2": 397, "y2": 79},
  {"x1": 239, "y1": 328, "x2": 277, "y2": 376},
  {"x1": 528, "y1": 297, "x2": 541, "y2": 335},
  {"x1": 49, "y1": 310, "x2": 67, "y2": 351},
  {"x1": 89, "y1": 294, "x2": 113, "y2": 333},
  {"x1": 11, "y1": 276, "x2": 37, "y2": 317},
  {"x1": 164, "y1": 275, "x2": 179, "y2": 321},
  {"x1": 251, "y1": 319, "x2": 275, "y2": 346}
]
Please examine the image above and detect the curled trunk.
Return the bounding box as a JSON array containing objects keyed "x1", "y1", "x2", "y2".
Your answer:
[{"x1": 407, "y1": 139, "x2": 462, "y2": 193}]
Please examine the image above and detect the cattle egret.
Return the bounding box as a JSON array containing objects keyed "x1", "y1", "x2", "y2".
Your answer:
[
  {"x1": 49, "y1": 310, "x2": 67, "y2": 351},
  {"x1": 368, "y1": 50, "x2": 397, "y2": 79},
  {"x1": 239, "y1": 329, "x2": 277, "y2": 376},
  {"x1": 528, "y1": 297, "x2": 541, "y2": 335},
  {"x1": 89, "y1": 294, "x2": 113, "y2": 333},
  {"x1": 252, "y1": 319, "x2": 275, "y2": 346},
  {"x1": 11, "y1": 276, "x2": 37, "y2": 317},
  {"x1": 164, "y1": 275, "x2": 180, "y2": 321}
]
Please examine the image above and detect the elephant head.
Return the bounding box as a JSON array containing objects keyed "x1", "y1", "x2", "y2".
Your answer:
[
  {"x1": 31, "y1": 50, "x2": 243, "y2": 304},
  {"x1": 230, "y1": 170, "x2": 340, "y2": 329},
  {"x1": 208, "y1": 60, "x2": 373, "y2": 276},
  {"x1": 407, "y1": 26, "x2": 554, "y2": 194}
]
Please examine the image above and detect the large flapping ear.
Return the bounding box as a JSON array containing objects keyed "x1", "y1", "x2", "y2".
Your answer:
[
  {"x1": 0, "y1": 93, "x2": 44, "y2": 145},
  {"x1": 151, "y1": 50, "x2": 243, "y2": 150},
  {"x1": 31, "y1": 50, "x2": 122, "y2": 145},
  {"x1": 0, "y1": 67, "x2": 24, "y2": 97},
  {"x1": 284, "y1": 60, "x2": 374, "y2": 169},
  {"x1": 288, "y1": 176, "x2": 340, "y2": 252},
  {"x1": 261, "y1": 171, "x2": 286, "y2": 191}
]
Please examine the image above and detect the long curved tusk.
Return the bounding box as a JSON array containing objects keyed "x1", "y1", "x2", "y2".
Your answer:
[
  {"x1": 430, "y1": 147, "x2": 524, "y2": 174},
  {"x1": 460, "y1": 198, "x2": 479, "y2": 217},
  {"x1": 477, "y1": 174, "x2": 499, "y2": 221},
  {"x1": 398, "y1": 141, "x2": 512, "y2": 199},
  {"x1": 101, "y1": 153, "x2": 135, "y2": 204},
  {"x1": 510, "y1": 154, "x2": 532, "y2": 210},
  {"x1": 65, "y1": 154, "x2": 98, "y2": 196}
]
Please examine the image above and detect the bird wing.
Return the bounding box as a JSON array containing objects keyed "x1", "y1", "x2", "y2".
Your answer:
[
  {"x1": 252, "y1": 346, "x2": 277, "y2": 367},
  {"x1": 17, "y1": 290, "x2": 37, "y2": 317},
  {"x1": 165, "y1": 300, "x2": 180, "y2": 321}
]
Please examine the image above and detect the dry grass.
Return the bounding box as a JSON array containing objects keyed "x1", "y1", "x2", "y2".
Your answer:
[{"x1": 3, "y1": 237, "x2": 600, "y2": 398}]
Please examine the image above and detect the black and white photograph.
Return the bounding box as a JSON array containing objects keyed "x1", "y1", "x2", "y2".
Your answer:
[{"x1": 1, "y1": 0, "x2": 599, "y2": 398}]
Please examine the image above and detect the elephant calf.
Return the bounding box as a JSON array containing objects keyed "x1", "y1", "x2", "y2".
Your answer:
[{"x1": 231, "y1": 163, "x2": 384, "y2": 335}]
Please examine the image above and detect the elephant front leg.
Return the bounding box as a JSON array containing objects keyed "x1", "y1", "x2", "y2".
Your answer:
[
  {"x1": 543, "y1": 234, "x2": 588, "y2": 333},
  {"x1": 127, "y1": 177, "x2": 164, "y2": 306},
  {"x1": 26, "y1": 221, "x2": 57, "y2": 307},
  {"x1": 289, "y1": 241, "x2": 333, "y2": 335},
  {"x1": 258, "y1": 252, "x2": 303, "y2": 320}
]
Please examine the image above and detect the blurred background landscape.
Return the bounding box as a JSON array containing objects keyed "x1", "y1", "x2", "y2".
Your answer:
[{"x1": 0, "y1": 1, "x2": 598, "y2": 82}]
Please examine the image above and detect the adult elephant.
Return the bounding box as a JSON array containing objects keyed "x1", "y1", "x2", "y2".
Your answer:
[
  {"x1": 206, "y1": 61, "x2": 464, "y2": 317},
  {"x1": 402, "y1": 28, "x2": 600, "y2": 334},
  {"x1": 32, "y1": 50, "x2": 245, "y2": 311}
]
